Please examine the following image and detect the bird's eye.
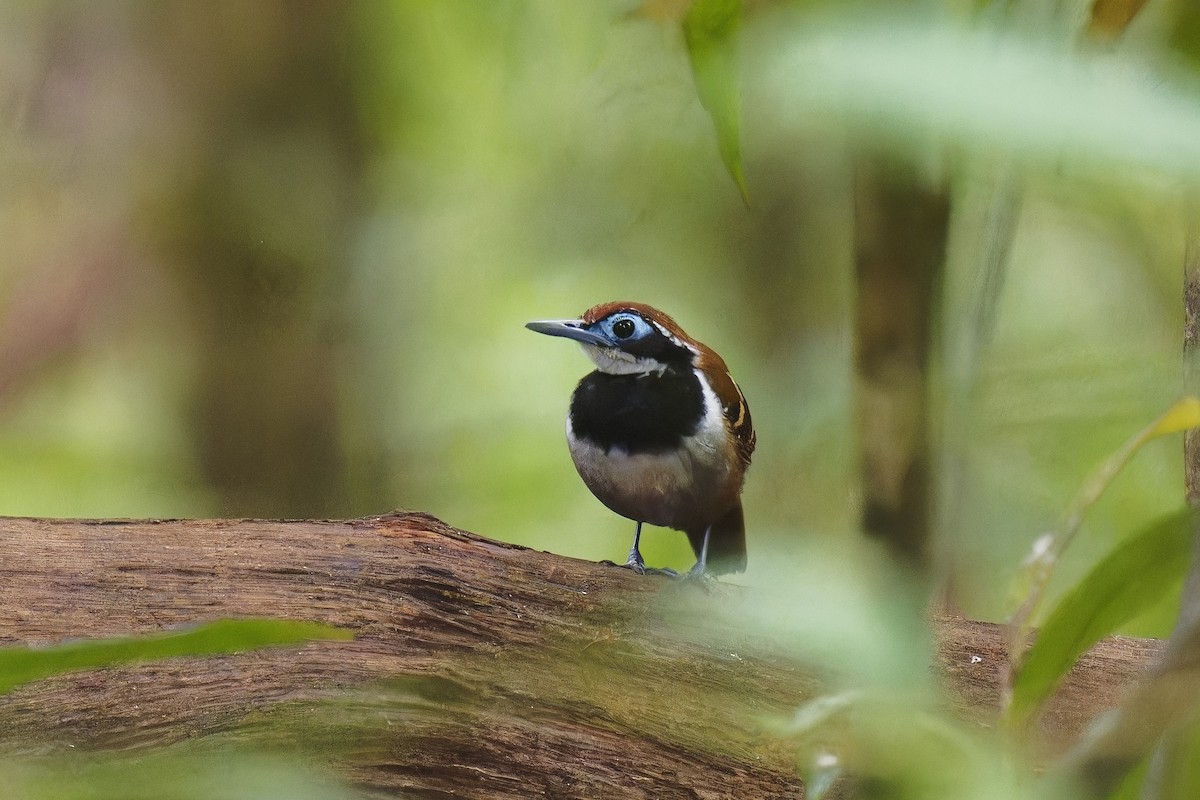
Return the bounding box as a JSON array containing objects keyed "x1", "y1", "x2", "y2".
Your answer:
[{"x1": 612, "y1": 318, "x2": 635, "y2": 339}]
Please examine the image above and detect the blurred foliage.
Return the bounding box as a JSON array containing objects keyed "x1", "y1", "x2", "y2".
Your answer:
[
  {"x1": 716, "y1": 536, "x2": 1047, "y2": 799},
  {"x1": 5, "y1": 0, "x2": 1200, "y2": 794},
  {"x1": 1008, "y1": 507, "x2": 1192, "y2": 727},
  {"x1": 0, "y1": 749, "x2": 365, "y2": 800},
  {"x1": 1009, "y1": 398, "x2": 1200, "y2": 654},
  {"x1": 0, "y1": 618, "x2": 351, "y2": 694},
  {"x1": 683, "y1": 0, "x2": 749, "y2": 201},
  {"x1": 0, "y1": 619, "x2": 358, "y2": 799}
]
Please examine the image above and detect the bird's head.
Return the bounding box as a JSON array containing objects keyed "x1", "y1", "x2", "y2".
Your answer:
[{"x1": 525, "y1": 301, "x2": 700, "y2": 375}]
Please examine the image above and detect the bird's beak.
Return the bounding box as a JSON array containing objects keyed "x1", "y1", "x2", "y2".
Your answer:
[{"x1": 525, "y1": 319, "x2": 610, "y2": 347}]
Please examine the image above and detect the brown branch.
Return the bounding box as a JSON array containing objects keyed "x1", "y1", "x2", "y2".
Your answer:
[{"x1": 0, "y1": 514, "x2": 1163, "y2": 798}]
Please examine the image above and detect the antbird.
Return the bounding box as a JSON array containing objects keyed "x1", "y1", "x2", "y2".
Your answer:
[{"x1": 526, "y1": 301, "x2": 755, "y2": 576}]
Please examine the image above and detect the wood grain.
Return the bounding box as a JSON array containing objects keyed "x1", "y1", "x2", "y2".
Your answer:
[{"x1": 0, "y1": 514, "x2": 1163, "y2": 798}]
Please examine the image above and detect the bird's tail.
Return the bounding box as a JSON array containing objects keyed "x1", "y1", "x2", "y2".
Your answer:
[{"x1": 687, "y1": 502, "x2": 747, "y2": 575}]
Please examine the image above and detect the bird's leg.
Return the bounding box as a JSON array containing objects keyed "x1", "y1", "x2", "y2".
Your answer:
[
  {"x1": 617, "y1": 522, "x2": 680, "y2": 577},
  {"x1": 625, "y1": 521, "x2": 647, "y2": 574},
  {"x1": 687, "y1": 525, "x2": 712, "y2": 578}
]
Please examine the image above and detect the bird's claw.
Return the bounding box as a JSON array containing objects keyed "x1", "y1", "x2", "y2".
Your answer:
[
  {"x1": 596, "y1": 557, "x2": 649, "y2": 574},
  {"x1": 611, "y1": 551, "x2": 678, "y2": 577}
]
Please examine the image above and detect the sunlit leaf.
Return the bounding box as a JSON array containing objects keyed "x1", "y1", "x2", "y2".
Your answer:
[
  {"x1": 683, "y1": 0, "x2": 748, "y2": 202},
  {"x1": 0, "y1": 619, "x2": 352, "y2": 694},
  {"x1": 1147, "y1": 396, "x2": 1200, "y2": 437},
  {"x1": 1009, "y1": 509, "x2": 1194, "y2": 725}
]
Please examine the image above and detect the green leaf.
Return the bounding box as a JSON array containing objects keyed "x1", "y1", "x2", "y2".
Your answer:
[
  {"x1": 1008, "y1": 509, "x2": 1194, "y2": 725},
  {"x1": 1009, "y1": 398, "x2": 1200, "y2": 650},
  {"x1": 683, "y1": 0, "x2": 747, "y2": 203},
  {"x1": 0, "y1": 618, "x2": 352, "y2": 694}
]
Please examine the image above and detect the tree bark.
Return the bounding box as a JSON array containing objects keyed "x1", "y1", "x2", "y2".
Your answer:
[
  {"x1": 853, "y1": 159, "x2": 950, "y2": 568},
  {"x1": 0, "y1": 514, "x2": 1163, "y2": 798}
]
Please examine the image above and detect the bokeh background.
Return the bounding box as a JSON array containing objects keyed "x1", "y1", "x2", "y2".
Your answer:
[{"x1": 1, "y1": 0, "x2": 1196, "y2": 628}]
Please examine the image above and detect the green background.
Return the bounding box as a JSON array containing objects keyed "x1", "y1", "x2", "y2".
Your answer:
[{"x1": 0, "y1": 0, "x2": 1194, "y2": 630}]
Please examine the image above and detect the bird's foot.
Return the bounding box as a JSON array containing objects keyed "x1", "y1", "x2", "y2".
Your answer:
[
  {"x1": 596, "y1": 552, "x2": 678, "y2": 577},
  {"x1": 596, "y1": 557, "x2": 646, "y2": 574},
  {"x1": 685, "y1": 561, "x2": 716, "y2": 581},
  {"x1": 625, "y1": 547, "x2": 646, "y2": 575},
  {"x1": 630, "y1": 546, "x2": 685, "y2": 576}
]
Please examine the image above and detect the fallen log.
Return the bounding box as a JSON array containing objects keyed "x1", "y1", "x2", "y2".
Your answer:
[{"x1": 0, "y1": 513, "x2": 1163, "y2": 798}]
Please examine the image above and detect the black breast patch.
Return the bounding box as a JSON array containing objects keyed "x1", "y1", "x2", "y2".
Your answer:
[{"x1": 569, "y1": 368, "x2": 705, "y2": 454}]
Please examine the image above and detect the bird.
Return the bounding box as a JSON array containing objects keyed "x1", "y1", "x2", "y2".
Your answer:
[{"x1": 526, "y1": 301, "x2": 755, "y2": 576}]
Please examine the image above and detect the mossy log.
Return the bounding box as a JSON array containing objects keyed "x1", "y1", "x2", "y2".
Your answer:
[{"x1": 0, "y1": 514, "x2": 1163, "y2": 798}]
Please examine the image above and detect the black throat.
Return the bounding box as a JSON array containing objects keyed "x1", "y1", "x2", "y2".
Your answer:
[{"x1": 568, "y1": 367, "x2": 705, "y2": 455}]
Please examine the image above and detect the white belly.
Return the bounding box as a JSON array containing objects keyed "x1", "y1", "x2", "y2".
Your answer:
[{"x1": 566, "y1": 402, "x2": 736, "y2": 531}]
